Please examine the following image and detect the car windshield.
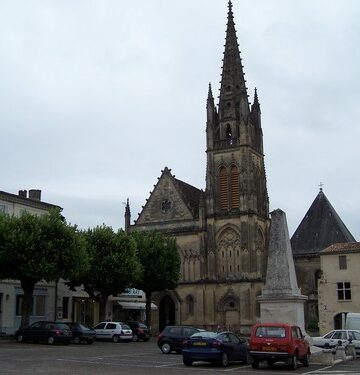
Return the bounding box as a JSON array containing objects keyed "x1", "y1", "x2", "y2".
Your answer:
[
  {"x1": 256, "y1": 326, "x2": 286, "y2": 338},
  {"x1": 122, "y1": 324, "x2": 131, "y2": 330},
  {"x1": 138, "y1": 323, "x2": 147, "y2": 328},
  {"x1": 78, "y1": 324, "x2": 92, "y2": 330},
  {"x1": 191, "y1": 331, "x2": 217, "y2": 339}
]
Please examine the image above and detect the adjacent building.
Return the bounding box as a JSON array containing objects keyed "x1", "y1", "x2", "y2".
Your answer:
[
  {"x1": 290, "y1": 188, "x2": 356, "y2": 330},
  {"x1": 318, "y1": 242, "x2": 360, "y2": 334},
  {"x1": 0, "y1": 189, "x2": 60, "y2": 334}
]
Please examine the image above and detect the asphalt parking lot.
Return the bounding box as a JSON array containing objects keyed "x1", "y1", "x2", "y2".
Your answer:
[{"x1": 0, "y1": 337, "x2": 359, "y2": 375}]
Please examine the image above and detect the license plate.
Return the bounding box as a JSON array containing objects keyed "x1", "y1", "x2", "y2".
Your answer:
[
  {"x1": 262, "y1": 346, "x2": 277, "y2": 352},
  {"x1": 193, "y1": 342, "x2": 207, "y2": 346}
]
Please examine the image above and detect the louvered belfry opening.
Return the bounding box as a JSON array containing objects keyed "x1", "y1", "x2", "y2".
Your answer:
[
  {"x1": 230, "y1": 165, "x2": 239, "y2": 208},
  {"x1": 219, "y1": 166, "x2": 228, "y2": 209}
]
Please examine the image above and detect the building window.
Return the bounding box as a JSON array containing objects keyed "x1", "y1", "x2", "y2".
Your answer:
[
  {"x1": 230, "y1": 165, "x2": 239, "y2": 208},
  {"x1": 0, "y1": 204, "x2": 6, "y2": 213},
  {"x1": 63, "y1": 297, "x2": 69, "y2": 319},
  {"x1": 337, "y1": 282, "x2": 351, "y2": 300},
  {"x1": 16, "y1": 295, "x2": 46, "y2": 316},
  {"x1": 186, "y1": 295, "x2": 194, "y2": 316},
  {"x1": 219, "y1": 166, "x2": 228, "y2": 209},
  {"x1": 34, "y1": 295, "x2": 46, "y2": 316},
  {"x1": 339, "y1": 256, "x2": 347, "y2": 270}
]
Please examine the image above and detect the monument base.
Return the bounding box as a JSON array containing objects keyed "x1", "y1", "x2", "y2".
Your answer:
[{"x1": 258, "y1": 294, "x2": 307, "y2": 332}]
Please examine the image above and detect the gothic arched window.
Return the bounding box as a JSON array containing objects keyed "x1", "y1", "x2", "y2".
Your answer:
[
  {"x1": 219, "y1": 166, "x2": 228, "y2": 209},
  {"x1": 186, "y1": 295, "x2": 194, "y2": 316},
  {"x1": 230, "y1": 165, "x2": 239, "y2": 208}
]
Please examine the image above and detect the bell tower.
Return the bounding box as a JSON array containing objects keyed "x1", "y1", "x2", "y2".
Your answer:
[{"x1": 204, "y1": 1, "x2": 270, "y2": 281}]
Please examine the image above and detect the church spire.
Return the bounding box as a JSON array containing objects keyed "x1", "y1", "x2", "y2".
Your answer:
[
  {"x1": 207, "y1": 82, "x2": 214, "y2": 105},
  {"x1": 252, "y1": 87, "x2": 260, "y2": 112},
  {"x1": 218, "y1": 0, "x2": 250, "y2": 121},
  {"x1": 124, "y1": 198, "x2": 131, "y2": 232}
]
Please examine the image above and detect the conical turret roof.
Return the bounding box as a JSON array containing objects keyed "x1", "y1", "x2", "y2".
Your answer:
[{"x1": 291, "y1": 189, "x2": 356, "y2": 255}]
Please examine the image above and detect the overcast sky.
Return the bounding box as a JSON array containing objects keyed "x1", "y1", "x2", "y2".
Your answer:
[{"x1": 1, "y1": 0, "x2": 359, "y2": 240}]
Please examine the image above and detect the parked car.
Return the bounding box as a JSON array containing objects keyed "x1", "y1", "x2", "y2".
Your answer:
[
  {"x1": 182, "y1": 330, "x2": 248, "y2": 367},
  {"x1": 93, "y1": 321, "x2": 133, "y2": 342},
  {"x1": 65, "y1": 322, "x2": 96, "y2": 344},
  {"x1": 125, "y1": 321, "x2": 151, "y2": 342},
  {"x1": 157, "y1": 325, "x2": 205, "y2": 354},
  {"x1": 15, "y1": 321, "x2": 72, "y2": 345},
  {"x1": 312, "y1": 329, "x2": 360, "y2": 354},
  {"x1": 248, "y1": 323, "x2": 310, "y2": 370}
]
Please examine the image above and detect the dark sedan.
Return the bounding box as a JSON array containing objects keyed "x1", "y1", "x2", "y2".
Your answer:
[
  {"x1": 182, "y1": 331, "x2": 248, "y2": 367},
  {"x1": 15, "y1": 321, "x2": 72, "y2": 345},
  {"x1": 66, "y1": 322, "x2": 96, "y2": 344}
]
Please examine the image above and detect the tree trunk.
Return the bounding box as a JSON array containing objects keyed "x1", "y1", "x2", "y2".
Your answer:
[
  {"x1": 20, "y1": 279, "x2": 36, "y2": 329},
  {"x1": 145, "y1": 291, "x2": 152, "y2": 330}
]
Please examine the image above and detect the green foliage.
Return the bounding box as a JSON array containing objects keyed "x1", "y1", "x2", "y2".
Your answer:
[
  {"x1": 131, "y1": 231, "x2": 180, "y2": 293},
  {"x1": 0, "y1": 209, "x2": 88, "y2": 283},
  {"x1": 0, "y1": 209, "x2": 89, "y2": 327},
  {"x1": 68, "y1": 225, "x2": 142, "y2": 309}
]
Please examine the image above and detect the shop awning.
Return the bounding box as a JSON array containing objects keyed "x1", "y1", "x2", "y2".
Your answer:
[{"x1": 117, "y1": 301, "x2": 157, "y2": 310}]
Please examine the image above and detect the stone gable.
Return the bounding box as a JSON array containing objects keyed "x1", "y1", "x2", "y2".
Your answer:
[{"x1": 136, "y1": 173, "x2": 194, "y2": 225}]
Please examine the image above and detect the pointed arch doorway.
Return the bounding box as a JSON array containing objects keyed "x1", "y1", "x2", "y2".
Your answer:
[{"x1": 159, "y1": 295, "x2": 175, "y2": 332}]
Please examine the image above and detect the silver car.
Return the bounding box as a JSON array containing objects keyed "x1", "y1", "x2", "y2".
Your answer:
[
  {"x1": 93, "y1": 321, "x2": 133, "y2": 342},
  {"x1": 312, "y1": 329, "x2": 360, "y2": 354}
]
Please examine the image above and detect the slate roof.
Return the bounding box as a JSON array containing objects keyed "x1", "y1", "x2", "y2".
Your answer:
[
  {"x1": 321, "y1": 242, "x2": 360, "y2": 255},
  {"x1": 173, "y1": 177, "x2": 202, "y2": 218},
  {"x1": 290, "y1": 190, "x2": 355, "y2": 256}
]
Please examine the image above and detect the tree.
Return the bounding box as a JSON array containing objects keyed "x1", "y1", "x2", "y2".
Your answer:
[
  {"x1": 0, "y1": 209, "x2": 89, "y2": 328},
  {"x1": 131, "y1": 231, "x2": 180, "y2": 329},
  {"x1": 68, "y1": 225, "x2": 142, "y2": 321}
]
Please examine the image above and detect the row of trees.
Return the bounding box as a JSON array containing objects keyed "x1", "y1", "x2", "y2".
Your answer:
[{"x1": 0, "y1": 209, "x2": 180, "y2": 329}]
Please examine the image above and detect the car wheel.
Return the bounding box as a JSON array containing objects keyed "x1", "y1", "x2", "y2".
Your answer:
[
  {"x1": 160, "y1": 342, "x2": 171, "y2": 354},
  {"x1": 17, "y1": 334, "x2": 24, "y2": 343},
  {"x1": 87, "y1": 339, "x2": 94, "y2": 345},
  {"x1": 143, "y1": 338, "x2": 149, "y2": 342},
  {"x1": 302, "y1": 353, "x2": 310, "y2": 367},
  {"x1": 267, "y1": 360, "x2": 274, "y2": 367},
  {"x1": 47, "y1": 336, "x2": 55, "y2": 345},
  {"x1": 74, "y1": 336, "x2": 81, "y2": 344},
  {"x1": 132, "y1": 334, "x2": 139, "y2": 342},
  {"x1": 289, "y1": 354, "x2": 298, "y2": 370},
  {"x1": 220, "y1": 352, "x2": 229, "y2": 367},
  {"x1": 251, "y1": 359, "x2": 260, "y2": 369},
  {"x1": 112, "y1": 335, "x2": 120, "y2": 343},
  {"x1": 183, "y1": 357, "x2": 193, "y2": 366}
]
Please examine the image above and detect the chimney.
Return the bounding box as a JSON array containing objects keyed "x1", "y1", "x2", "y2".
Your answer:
[
  {"x1": 28, "y1": 189, "x2": 41, "y2": 201},
  {"x1": 18, "y1": 190, "x2": 27, "y2": 198}
]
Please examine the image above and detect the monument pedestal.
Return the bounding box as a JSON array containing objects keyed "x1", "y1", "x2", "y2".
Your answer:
[{"x1": 258, "y1": 295, "x2": 307, "y2": 332}]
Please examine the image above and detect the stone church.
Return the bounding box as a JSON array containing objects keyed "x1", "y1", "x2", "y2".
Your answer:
[{"x1": 126, "y1": 1, "x2": 270, "y2": 334}]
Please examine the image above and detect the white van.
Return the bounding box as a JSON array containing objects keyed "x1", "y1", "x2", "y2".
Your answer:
[{"x1": 345, "y1": 313, "x2": 360, "y2": 330}]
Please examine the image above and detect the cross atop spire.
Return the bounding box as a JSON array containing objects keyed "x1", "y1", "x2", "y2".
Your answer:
[{"x1": 319, "y1": 182, "x2": 324, "y2": 191}]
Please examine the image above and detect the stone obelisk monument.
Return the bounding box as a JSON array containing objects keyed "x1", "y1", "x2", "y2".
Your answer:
[{"x1": 258, "y1": 209, "x2": 307, "y2": 331}]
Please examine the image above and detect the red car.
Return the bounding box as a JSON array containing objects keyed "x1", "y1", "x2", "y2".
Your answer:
[{"x1": 248, "y1": 323, "x2": 310, "y2": 370}]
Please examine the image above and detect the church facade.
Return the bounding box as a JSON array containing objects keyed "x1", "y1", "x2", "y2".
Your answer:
[{"x1": 126, "y1": 1, "x2": 270, "y2": 334}]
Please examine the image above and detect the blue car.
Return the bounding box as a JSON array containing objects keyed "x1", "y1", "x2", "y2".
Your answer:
[{"x1": 182, "y1": 331, "x2": 248, "y2": 367}]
